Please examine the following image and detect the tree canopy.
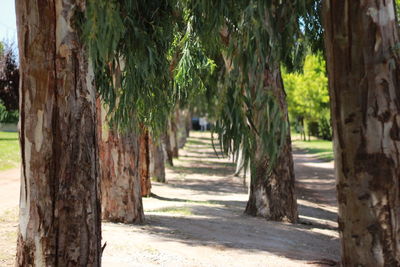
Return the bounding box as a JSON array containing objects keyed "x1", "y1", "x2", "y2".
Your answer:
[
  {"x1": 282, "y1": 54, "x2": 331, "y2": 139},
  {"x1": 80, "y1": 0, "x2": 323, "y2": 169}
]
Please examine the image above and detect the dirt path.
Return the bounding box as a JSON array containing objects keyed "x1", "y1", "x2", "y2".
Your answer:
[
  {"x1": 0, "y1": 167, "x2": 19, "y2": 214},
  {"x1": 103, "y1": 132, "x2": 339, "y2": 266},
  {"x1": 0, "y1": 132, "x2": 339, "y2": 266}
]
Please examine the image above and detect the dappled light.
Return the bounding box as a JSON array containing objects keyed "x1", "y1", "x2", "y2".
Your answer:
[
  {"x1": 101, "y1": 132, "x2": 339, "y2": 266},
  {"x1": 1, "y1": 0, "x2": 399, "y2": 266}
]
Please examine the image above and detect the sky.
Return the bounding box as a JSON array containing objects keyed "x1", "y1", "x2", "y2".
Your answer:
[{"x1": 0, "y1": 0, "x2": 18, "y2": 47}]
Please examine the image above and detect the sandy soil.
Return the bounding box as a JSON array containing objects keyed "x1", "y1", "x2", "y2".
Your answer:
[{"x1": 0, "y1": 131, "x2": 339, "y2": 266}]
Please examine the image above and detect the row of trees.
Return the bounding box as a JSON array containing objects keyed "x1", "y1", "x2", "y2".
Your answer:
[{"x1": 14, "y1": 0, "x2": 400, "y2": 266}]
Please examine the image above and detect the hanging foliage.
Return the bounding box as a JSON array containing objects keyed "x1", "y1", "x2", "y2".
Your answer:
[
  {"x1": 177, "y1": 0, "x2": 323, "y2": 172},
  {"x1": 80, "y1": 0, "x2": 323, "y2": 173},
  {"x1": 82, "y1": 0, "x2": 176, "y2": 132}
]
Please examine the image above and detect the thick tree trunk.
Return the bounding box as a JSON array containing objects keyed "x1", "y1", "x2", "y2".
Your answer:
[
  {"x1": 15, "y1": 1, "x2": 101, "y2": 266},
  {"x1": 139, "y1": 129, "x2": 151, "y2": 197},
  {"x1": 244, "y1": 64, "x2": 298, "y2": 223},
  {"x1": 323, "y1": 1, "x2": 400, "y2": 265},
  {"x1": 97, "y1": 102, "x2": 144, "y2": 223},
  {"x1": 149, "y1": 136, "x2": 166, "y2": 183}
]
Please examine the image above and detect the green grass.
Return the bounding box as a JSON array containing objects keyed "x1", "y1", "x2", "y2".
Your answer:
[
  {"x1": 292, "y1": 138, "x2": 334, "y2": 161},
  {"x1": 0, "y1": 207, "x2": 18, "y2": 223},
  {"x1": 0, "y1": 131, "x2": 20, "y2": 171},
  {"x1": 147, "y1": 206, "x2": 193, "y2": 215},
  {"x1": 186, "y1": 139, "x2": 208, "y2": 146}
]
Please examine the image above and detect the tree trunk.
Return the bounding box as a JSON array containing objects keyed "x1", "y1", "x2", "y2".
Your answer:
[
  {"x1": 234, "y1": 145, "x2": 245, "y2": 177},
  {"x1": 170, "y1": 114, "x2": 179, "y2": 158},
  {"x1": 244, "y1": 64, "x2": 298, "y2": 223},
  {"x1": 177, "y1": 109, "x2": 190, "y2": 148},
  {"x1": 149, "y1": 135, "x2": 166, "y2": 183},
  {"x1": 139, "y1": 129, "x2": 151, "y2": 197},
  {"x1": 323, "y1": 1, "x2": 400, "y2": 265},
  {"x1": 97, "y1": 101, "x2": 144, "y2": 223},
  {"x1": 15, "y1": 1, "x2": 101, "y2": 266},
  {"x1": 185, "y1": 110, "x2": 192, "y2": 138},
  {"x1": 162, "y1": 130, "x2": 174, "y2": 166}
]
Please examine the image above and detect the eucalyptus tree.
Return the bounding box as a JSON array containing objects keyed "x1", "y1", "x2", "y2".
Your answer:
[
  {"x1": 97, "y1": 101, "x2": 144, "y2": 223},
  {"x1": 323, "y1": 1, "x2": 400, "y2": 265},
  {"x1": 99, "y1": 125, "x2": 144, "y2": 222},
  {"x1": 178, "y1": 1, "x2": 322, "y2": 222},
  {"x1": 15, "y1": 0, "x2": 101, "y2": 265},
  {"x1": 83, "y1": 0, "x2": 320, "y2": 224},
  {"x1": 83, "y1": 0, "x2": 178, "y2": 219}
]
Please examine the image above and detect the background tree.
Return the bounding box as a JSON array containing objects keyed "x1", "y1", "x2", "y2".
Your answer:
[
  {"x1": 282, "y1": 54, "x2": 331, "y2": 140},
  {"x1": 97, "y1": 63, "x2": 145, "y2": 223},
  {"x1": 183, "y1": 1, "x2": 321, "y2": 222},
  {"x1": 0, "y1": 43, "x2": 19, "y2": 111},
  {"x1": 81, "y1": 0, "x2": 322, "y2": 223},
  {"x1": 323, "y1": 1, "x2": 400, "y2": 265},
  {"x1": 15, "y1": 0, "x2": 101, "y2": 265},
  {"x1": 149, "y1": 135, "x2": 166, "y2": 183},
  {"x1": 98, "y1": 120, "x2": 144, "y2": 223}
]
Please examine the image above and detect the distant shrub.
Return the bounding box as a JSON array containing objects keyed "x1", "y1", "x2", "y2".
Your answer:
[
  {"x1": 0, "y1": 101, "x2": 18, "y2": 123},
  {"x1": 283, "y1": 53, "x2": 332, "y2": 141},
  {"x1": 0, "y1": 43, "x2": 19, "y2": 111}
]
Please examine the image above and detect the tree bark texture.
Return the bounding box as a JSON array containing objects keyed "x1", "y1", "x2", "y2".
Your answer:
[
  {"x1": 15, "y1": 0, "x2": 102, "y2": 266},
  {"x1": 97, "y1": 101, "x2": 144, "y2": 224},
  {"x1": 149, "y1": 136, "x2": 166, "y2": 183},
  {"x1": 139, "y1": 129, "x2": 151, "y2": 197},
  {"x1": 244, "y1": 64, "x2": 298, "y2": 223},
  {"x1": 323, "y1": 1, "x2": 400, "y2": 265}
]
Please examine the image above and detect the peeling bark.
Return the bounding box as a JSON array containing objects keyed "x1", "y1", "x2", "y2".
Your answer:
[
  {"x1": 97, "y1": 101, "x2": 144, "y2": 224},
  {"x1": 15, "y1": 0, "x2": 101, "y2": 265},
  {"x1": 139, "y1": 129, "x2": 151, "y2": 197},
  {"x1": 323, "y1": 1, "x2": 400, "y2": 265},
  {"x1": 244, "y1": 64, "x2": 298, "y2": 223}
]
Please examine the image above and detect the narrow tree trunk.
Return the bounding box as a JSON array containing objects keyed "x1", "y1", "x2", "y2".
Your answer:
[
  {"x1": 323, "y1": 1, "x2": 400, "y2": 265},
  {"x1": 15, "y1": 1, "x2": 101, "y2": 265},
  {"x1": 185, "y1": 110, "x2": 192, "y2": 138},
  {"x1": 162, "y1": 130, "x2": 174, "y2": 166},
  {"x1": 244, "y1": 64, "x2": 298, "y2": 223},
  {"x1": 97, "y1": 101, "x2": 144, "y2": 223},
  {"x1": 149, "y1": 135, "x2": 166, "y2": 183},
  {"x1": 178, "y1": 109, "x2": 190, "y2": 148},
  {"x1": 170, "y1": 114, "x2": 179, "y2": 158},
  {"x1": 139, "y1": 129, "x2": 151, "y2": 197},
  {"x1": 234, "y1": 146, "x2": 244, "y2": 177}
]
